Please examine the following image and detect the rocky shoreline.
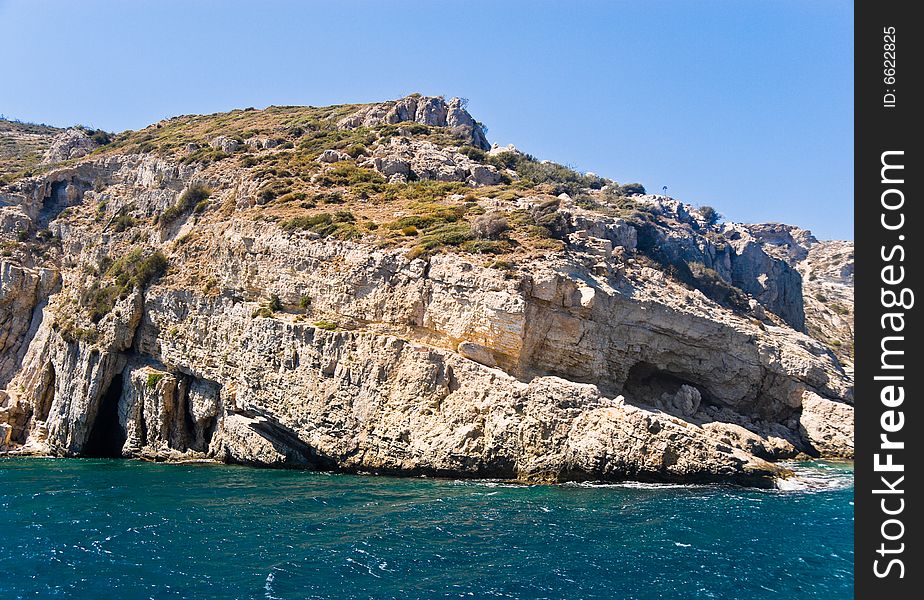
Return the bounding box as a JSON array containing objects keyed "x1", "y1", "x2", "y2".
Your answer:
[{"x1": 0, "y1": 96, "x2": 853, "y2": 486}]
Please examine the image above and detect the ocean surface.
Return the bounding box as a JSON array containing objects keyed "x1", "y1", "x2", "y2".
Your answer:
[{"x1": 0, "y1": 458, "x2": 853, "y2": 599}]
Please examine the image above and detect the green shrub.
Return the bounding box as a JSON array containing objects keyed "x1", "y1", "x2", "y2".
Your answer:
[
  {"x1": 314, "y1": 191, "x2": 344, "y2": 204},
  {"x1": 831, "y1": 303, "x2": 850, "y2": 315},
  {"x1": 146, "y1": 373, "x2": 165, "y2": 388},
  {"x1": 80, "y1": 248, "x2": 168, "y2": 322},
  {"x1": 82, "y1": 284, "x2": 121, "y2": 323},
  {"x1": 299, "y1": 295, "x2": 311, "y2": 309},
  {"x1": 314, "y1": 319, "x2": 338, "y2": 331},
  {"x1": 268, "y1": 294, "x2": 282, "y2": 312},
  {"x1": 385, "y1": 204, "x2": 467, "y2": 231},
  {"x1": 377, "y1": 122, "x2": 430, "y2": 137},
  {"x1": 109, "y1": 249, "x2": 169, "y2": 291},
  {"x1": 486, "y1": 151, "x2": 605, "y2": 195},
  {"x1": 403, "y1": 123, "x2": 430, "y2": 135},
  {"x1": 275, "y1": 191, "x2": 308, "y2": 204},
  {"x1": 526, "y1": 198, "x2": 568, "y2": 239},
  {"x1": 686, "y1": 261, "x2": 749, "y2": 312},
  {"x1": 111, "y1": 214, "x2": 137, "y2": 232},
  {"x1": 573, "y1": 194, "x2": 600, "y2": 209},
  {"x1": 418, "y1": 222, "x2": 474, "y2": 250},
  {"x1": 251, "y1": 306, "x2": 274, "y2": 318},
  {"x1": 404, "y1": 221, "x2": 475, "y2": 260},
  {"x1": 458, "y1": 146, "x2": 486, "y2": 162},
  {"x1": 472, "y1": 211, "x2": 509, "y2": 239},
  {"x1": 315, "y1": 163, "x2": 385, "y2": 189},
  {"x1": 180, "y1": 148, "x2": 229, "y2": 165},
  {"x1": 344, "y1": 144, "x2": 368, "y2": 158},
  {"x1": 36, "y1": 228, "x2": 56, "y2": 242},
  {"x1": 382, "y1": 180, "x2": 468, "y2": 203},
  {"x1": 699, "y1": 205, "x2": 721, "y2": 226},
  {"x1": 257, "y1": 180, "x2": 291, "y2": 204},
  {"x1": 406, "y1": 245, "x2": 427, "y2": 261},
  {"x1": 489, "y1": 259, "x2": 515, "y2": 271},
  {"x1": 160, "y1": 184, "x2": 211, "y2": 226},
  {"x1": 618, "y1": 183, "x2": 646, "y2": 196},
  {"x1": 77, "y1": 127, "x2": 111, "y2": 146},
  {"x1": 280, "y1": 211, "x2": 358, "y2": 239}
]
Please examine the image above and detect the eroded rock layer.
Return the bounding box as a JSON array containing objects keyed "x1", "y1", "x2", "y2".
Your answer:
[{"x1": 0, "y1": 96, "x2": 853, "y2": 485}]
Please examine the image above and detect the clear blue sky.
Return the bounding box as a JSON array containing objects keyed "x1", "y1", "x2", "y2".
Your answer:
[{"x1": 1, "y1": 0, "x2": 853, "y2": 239}]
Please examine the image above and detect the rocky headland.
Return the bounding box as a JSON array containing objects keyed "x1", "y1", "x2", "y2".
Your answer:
[{"x1": 0, "y1": 95, "x2": 853, "y2": 486}]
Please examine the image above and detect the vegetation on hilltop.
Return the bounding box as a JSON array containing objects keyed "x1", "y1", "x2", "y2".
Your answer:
[
  {"x1": 0, "y1": 97, "x2": 851, "y2": 358},
  {"x1": 0, "y1": 119, "x2": 62, "y2": 180}
]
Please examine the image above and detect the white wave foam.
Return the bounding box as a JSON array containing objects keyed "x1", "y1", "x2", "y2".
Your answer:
[{"x1": 774, "y1": 463, "x2": 853, "y2": 492}]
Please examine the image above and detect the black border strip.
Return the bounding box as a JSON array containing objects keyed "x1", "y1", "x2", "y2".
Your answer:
[{"x1": 855, "y1": 1, "x2": 919, "y2": 596}]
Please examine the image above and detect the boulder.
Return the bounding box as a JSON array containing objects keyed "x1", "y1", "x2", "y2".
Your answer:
[
  {"x1": 457, "y1": 341, "x2": 497, "y2": 367},
  {"x1": 42, "y1": 128, "x2": 99, "y2": 164},
  {"x1": 317, "y1": 149, "x2": 350, "y2": 163},
  {"x1": 367, "y1": 137, "x2": 499, "y2": 186},
  {"x1": 209, "y1": 136, "x2": 240, "y2": 153},
  {"x1": 799, "y1": 391, "x2": 854, "y2": 458}
]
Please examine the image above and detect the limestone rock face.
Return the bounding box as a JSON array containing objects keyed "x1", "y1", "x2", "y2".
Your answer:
[
  {"x1": 0, "y1": 263, "x2": 59, "y2": 386},
  {"x1": 364, "y1": 137, "x2": 501, "y2": 186},
  {"x1": 339, "y1": 95, "x2": 490, "y2": 150},
  {"x1": 740, "y1": 223, "x2": 818, "y2": 263},
  {"x1": 41, "y1": 128, "x2": 99, "y2": 164},
  {"x1": 725, "y1": 228, "x2": 805, "y2": 331},
  {"x1": 0, "y1": 99, "x2": 853, "y2": 485},
  {"x1": 628, "y1": 198, "x2": 805, "y2": 330},
  {"x1": 739, "y1": 223, "x2": 853, "y2": 367},
  {"x1": 799, "y1": 391, "x2": 854, "y2": 458},
  {"x1": 571, "y1": 212, "x2": 637, "y2": 252}
]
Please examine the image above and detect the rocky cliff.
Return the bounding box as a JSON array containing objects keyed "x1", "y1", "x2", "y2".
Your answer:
[
  {"x1": 736, "y1": 223, "x2": 854, "y2": 369},
  {"x1": 0, "y1": 95, "x2": 853, "y2": 485}
]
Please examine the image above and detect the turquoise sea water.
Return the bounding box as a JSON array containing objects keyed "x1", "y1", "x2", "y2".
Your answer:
[{"x1": 0, "y1": 458, "x2": 852, "y2": 599}]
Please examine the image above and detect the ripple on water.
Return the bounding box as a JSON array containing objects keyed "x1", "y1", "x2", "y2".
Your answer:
[{"x1": 0, "y1": 458, "x2": 853, "y2": 599}]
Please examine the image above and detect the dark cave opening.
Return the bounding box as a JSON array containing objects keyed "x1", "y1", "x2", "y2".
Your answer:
[
  {"x1": 34, "y1": 364, "x2": 56, "y2": 422},
  {"x1": 623, "y1": 361, "x2": 712, "y2": 416},
  {"x1": 200, "y1": 416, "x2": 217, "y2": 450},
  {"x1": 82, "y1": 374, "x2": 126, "y2": 458},
  {"x1": 625, "y1": 362, "x2": 695, "y2": 394},
  {"x1": 38, "y1": 180, "x2": 73, "y2": 227}
]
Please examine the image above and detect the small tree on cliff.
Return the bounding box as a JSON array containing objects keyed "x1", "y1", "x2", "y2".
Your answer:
[{"x1": 699, "y1": 205, "x2": 721, "y2": 226}]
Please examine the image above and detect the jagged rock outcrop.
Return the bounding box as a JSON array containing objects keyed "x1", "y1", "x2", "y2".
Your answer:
[
  {"x1": 339, "y1": 95, "x2": 490, "y2": 150},
  {"x1": 0, "y1": 263, "x2": 59, "y2": 385},
  {"x1": 209, "y1": 135, "x2": 241, "y2": 153},
  {"x1": 41, "y1": 128, "x2": 100, "y2": 164},
  {"x1": 361, "y1": 137, "x2": 501, "y2": 185},
  {"x1": 798, "y1": 391, "x2": 854, "y2": 458},
  {"x1": 630, "y1": 197, "x2": 805, "y2": 329},
  {"x1": 0, "y1": 97, "x2": 853, "y2": 485},
  {"x1": 724, "y1": 225, "x2": 805, "y2": 330},
  {"x1": 738, "y1": 223, "x2": 853, "y2": 367}
]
